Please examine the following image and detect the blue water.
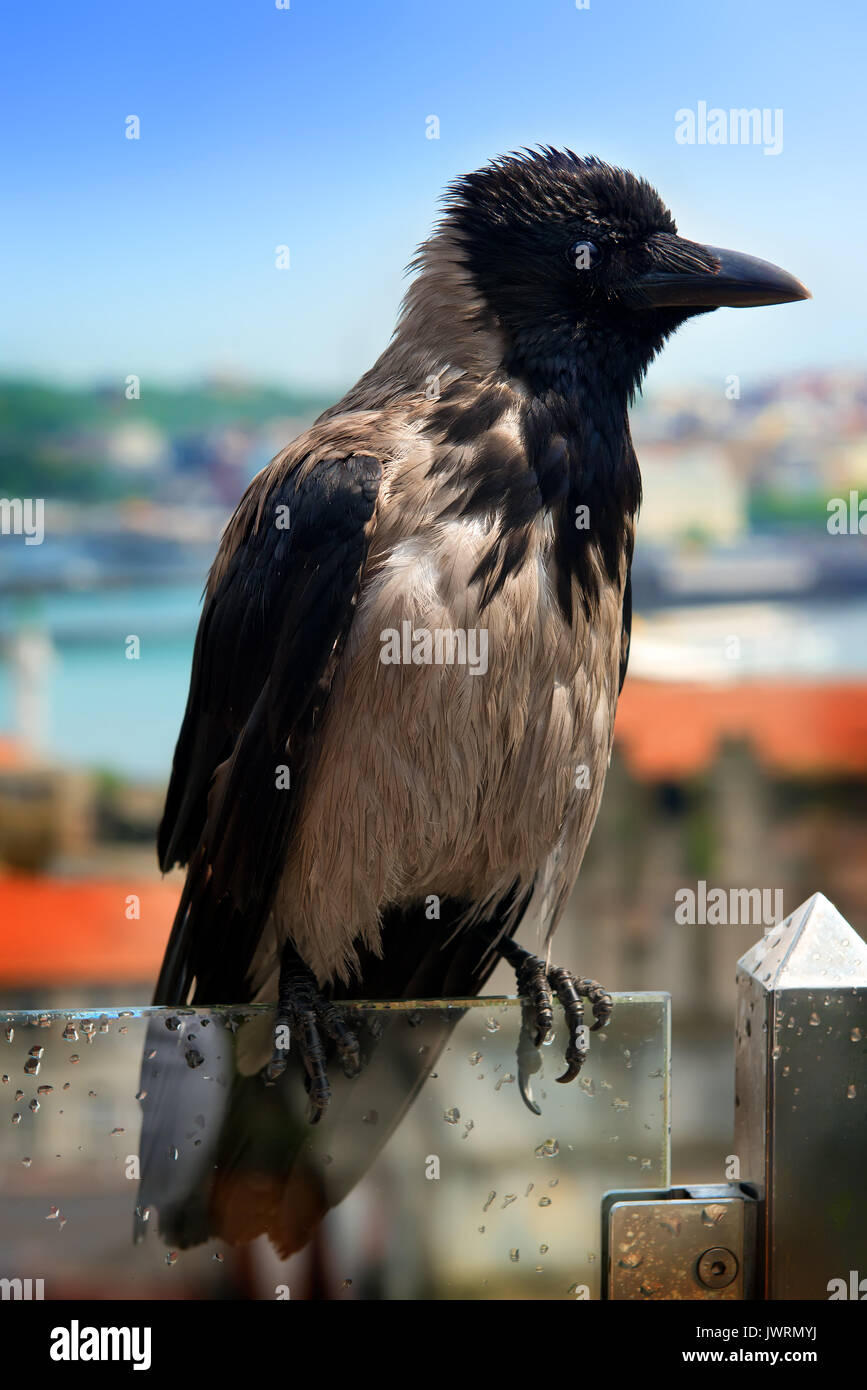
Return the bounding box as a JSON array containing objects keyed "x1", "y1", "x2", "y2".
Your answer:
[{"x1": 0, "y1": 585, "x2": 202, "y2": 779}]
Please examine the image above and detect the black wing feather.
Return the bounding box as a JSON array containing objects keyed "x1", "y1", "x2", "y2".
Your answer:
[{"x1": 153, "y1": 452, "x2": 381, "y2": 1005}]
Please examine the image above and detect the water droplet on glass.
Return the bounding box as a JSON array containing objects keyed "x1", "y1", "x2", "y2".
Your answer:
[
  {"x1": 468, "y1": 1051, "x2": 482, "y2": 1066},
  {"x1": 29, "y1": 1099, "x2": 39, "y2": 1113},
  {"x1": 165, "y1": 1017, "x2": 181, "y2": 1032},
  {"x1": 341, "y1": 1278, "x2": 352, "y2": 1289},
  {"x1": 851, "y1": 1027, "x2": 862, "y2": 1043},
  {"x1": 847, "y1": 1083, "x2": 856, "y2": 1100},
  {"x1": 618, "y1": 1252, "x2": 642, "y2": 1269},
  {"x1": 184, "y1": 1049, "x2": 204, "y2": 1069},
  {"x1": 478, "y1": 1225, "x2": 485, "y2": 1234},
  {"x1": 110, "y1": 1127, "x2": 125, "y2": 1136},
  {"x1": 37, "y1": 1085, "x2": 53, "y2": 1096},
  {"x1": 165, "y1": 1251, "x2": 178, "y2": 1266},
  {"x1": 362, "y1": 1110, "x2": 379, "y2": 1126},
  {"x1": 21, "y1": 1156, "x2": 32, "y2": 1168},
  {"x1": 495, "y1": 1073, "x2": 515, "y2": 1091},
  {"x1": 11, "y1": 1113, "x2": 21, "y2": 1124},
  {"x1": 540, "y1": 1244, "x2": 549, "y2": 1254},
  {"x1": 46, "y1": 1205, "x2": 60, "y2": 1220},
  {"x1": 535, "y1": 1138, "x2": 559, "y2": 1158},
  {"x1": 613, "y1": 1097, "x2": 629, "y2": 1112},
  {"x1": 4, "y1": 1026, "x2": 14, "y2": 1043},
  {"x1": 212, "y1": 1252, "x2": 223, "y2": 1262},
  {"x1": 483, "y1": 1191, "x2": 496, "y2": 1212},
  {"x1": 509, "y1": 1248, "x2": 520, "y2": 1263},
  {"x1": 809, "y1": 1012, "x2": 820, "y2": 1027},
  {"x1": 136, "y1": 1090, "x2": 147, "y2": 1101},
  {"x1": 538, "y1": 1197, "x2": 552, "y2": 1207},
  {"x1": 443, "y1": 1107, "x2": 460, "y2": 1125},
  {"x1": 485, "y1": 1018, "x2": 501, "y2": 1034},
  {"x1": 69, "y1": 1055, "x2": 80, "y2": 1065},
  {"x1": 502, "y1": 1194, "x2": 517, "y2": 1209}
]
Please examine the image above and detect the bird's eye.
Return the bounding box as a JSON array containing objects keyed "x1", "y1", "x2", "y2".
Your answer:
[{"x1": 572, "y1": 240, "x2": 600, "y2": 270}]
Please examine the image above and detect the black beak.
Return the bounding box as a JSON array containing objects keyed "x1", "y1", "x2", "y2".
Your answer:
[{"x1": 631, "y1": 238, "x2": 811, "y2": 310}]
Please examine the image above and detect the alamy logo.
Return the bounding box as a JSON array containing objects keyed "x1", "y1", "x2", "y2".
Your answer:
[
  {"x1": 828, "y1": 1270, "x2": 867, "y2": 1299},
  {"x1": 675, "y1": 881, "x2": 783, "y2": 926},
  {"x1": 827, "y1": 491, "x2": 867, "y2": 534},
  {"x1": 380, "y1": 621, "x2": 488, "y2": 675},
  {"x1": 49, "y1": 1320, "x2": 151, "y2": 1371},
  {"x1": 675, "y1": 102, "x2": 783, "y2": 156},
  {"x1": 0, "y1": 498, "x2": 44, "y2": 546},
  {"x1": 0, "y1": 1277, "x2": 44, "y2": 1299}
]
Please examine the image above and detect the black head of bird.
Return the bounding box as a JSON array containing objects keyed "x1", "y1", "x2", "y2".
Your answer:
[{"x1": 440, "y1": 147, "x2": 810, "y2": 398}]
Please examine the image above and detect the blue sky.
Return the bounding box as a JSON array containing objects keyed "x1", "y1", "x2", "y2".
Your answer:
[{"x1": 3, "y1": 0, "x2": 863, "y2": 395}]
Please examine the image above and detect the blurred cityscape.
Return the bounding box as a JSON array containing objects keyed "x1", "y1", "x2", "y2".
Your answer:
[{"x1": 1, "y1": 370, "x2": 865, "y2": 1294}]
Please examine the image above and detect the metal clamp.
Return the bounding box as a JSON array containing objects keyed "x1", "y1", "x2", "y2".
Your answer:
[{"x1": 602, "y1": 1185, "x2": 760, "y2": 1300}]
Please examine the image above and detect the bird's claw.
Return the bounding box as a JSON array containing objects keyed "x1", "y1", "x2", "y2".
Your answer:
[
  {"x1": 547, "y1": 967, "x2": 612, "y2": 1082},
  {"x1": 501, "y1": 942, "x2": 613, "y2": 1102},
  {"x1": 515, "y1": 954, "x2": 553, "y2": 1047},
  {"x1": 264, "y1": 945, "x2": 360, "y2": 1123},
  {"x1": 516, "y1": 1002, "x2": 544, "y2": 1115}
]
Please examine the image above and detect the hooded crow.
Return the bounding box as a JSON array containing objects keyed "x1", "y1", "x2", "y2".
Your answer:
[{"x1": 143, "y1": 149, "x2": 808, "y2": 1251}]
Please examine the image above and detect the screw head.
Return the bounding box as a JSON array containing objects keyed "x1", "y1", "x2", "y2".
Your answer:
[{"x1": 697, "y1": 1246, "x2": 739, "y2": 1290}]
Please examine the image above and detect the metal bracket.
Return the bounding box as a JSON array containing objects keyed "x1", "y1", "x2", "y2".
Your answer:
[
  {"x1": 602, "y1": 1184, "x2": 760, "y2": 1300},
  {"x1": 735, "y1": 893, "x2": 867, "y2": 1299}
]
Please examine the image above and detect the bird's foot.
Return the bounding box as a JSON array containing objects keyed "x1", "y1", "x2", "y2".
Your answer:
[
  {"x1": 264, "y1": 942, "x2": 360, "y2": 1123},
  {"x1": 498, "y1": 940, "x2": 613, "y2": 1112}
]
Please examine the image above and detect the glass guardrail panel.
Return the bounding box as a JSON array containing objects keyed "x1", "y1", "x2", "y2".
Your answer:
[{"x1": 1, "y1": 993, "x2": 669, "y2": 1299}]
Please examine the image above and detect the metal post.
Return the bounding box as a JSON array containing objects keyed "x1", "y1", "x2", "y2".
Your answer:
[{"x1": 735, "y1": 892, "x2": 867, "y2": 1299}]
